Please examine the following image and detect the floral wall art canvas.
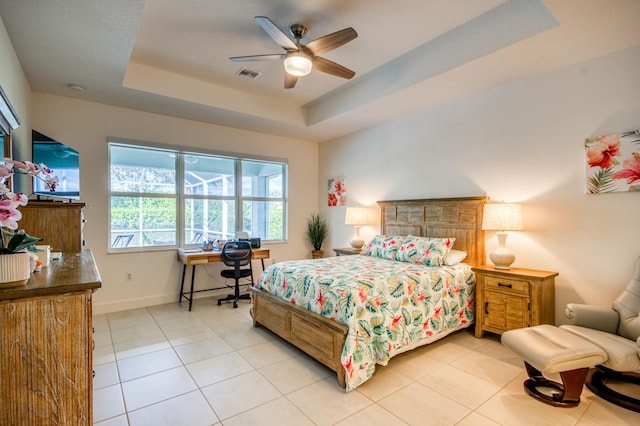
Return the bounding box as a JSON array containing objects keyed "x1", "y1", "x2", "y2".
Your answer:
[
  {"x1": 327, "y1": 177, "x2": 347, "y2": 206},
  {"x1": 585, "y1": 130, "x2": 640, "y2": 193}
]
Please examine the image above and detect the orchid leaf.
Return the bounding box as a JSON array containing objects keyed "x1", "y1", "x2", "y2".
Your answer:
[{"x1": 0, "y1": 231, "x2": 42, "y2": 254}]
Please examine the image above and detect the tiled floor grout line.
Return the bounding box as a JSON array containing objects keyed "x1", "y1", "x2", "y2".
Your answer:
[
  {"x1": 95, "y1": 301, "x2": 640, "y2": 425},
  {"x1": 105, "y1": 314, "x2": 130, "y2": 425},
  {"x1": 151, "y1": 306, "x2": 226, "y2": 425},
  {"x1": 99, "y1": 305, "x2": 499, "y2": 425}
]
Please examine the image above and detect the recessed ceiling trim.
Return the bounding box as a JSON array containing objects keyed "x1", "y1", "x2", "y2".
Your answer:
[
  {"x1": 123, "y1": 61, "x2": 305, "y2": 126},
  {"x1": 303, "y1": 0, "x2": 558, "y2": 126}
]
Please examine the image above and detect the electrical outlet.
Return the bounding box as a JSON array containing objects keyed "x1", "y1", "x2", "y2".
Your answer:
[{"x1": 125, "y1": 272, "x2": 132, "y2": 281}]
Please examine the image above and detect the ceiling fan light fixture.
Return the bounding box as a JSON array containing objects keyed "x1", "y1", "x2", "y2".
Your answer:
[{"x1": 284, "y1": 51, "x2": 312, "y2": 76}]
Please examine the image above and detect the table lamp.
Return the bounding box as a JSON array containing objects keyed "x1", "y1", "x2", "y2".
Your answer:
[
  {"x1": 482, "y1": 203, "x2": 523, "y2": 270},
  {"x1": 345, "y1": 206, "x2": 368, "y2": 251}
]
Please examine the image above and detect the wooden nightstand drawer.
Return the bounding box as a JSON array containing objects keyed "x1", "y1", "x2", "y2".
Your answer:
[{"x1": 485, "y1": 276, "x2": 529, "y2": 296}]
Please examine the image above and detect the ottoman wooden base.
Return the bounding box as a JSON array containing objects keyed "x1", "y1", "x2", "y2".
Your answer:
[{"x1": 524, "y1": 362, "x2": 589, "y2": 407}]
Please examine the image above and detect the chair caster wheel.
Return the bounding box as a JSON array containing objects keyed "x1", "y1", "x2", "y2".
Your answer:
[{"x1": 233, "y1": 302, "x2": 238, "y2": 308}]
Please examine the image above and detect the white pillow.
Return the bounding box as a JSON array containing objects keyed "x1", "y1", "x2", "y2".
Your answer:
[{"x1": 443, "y1": 249, "x2": 467, "y2": 265}]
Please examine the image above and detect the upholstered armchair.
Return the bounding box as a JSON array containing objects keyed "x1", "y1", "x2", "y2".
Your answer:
[{"x1": 560, "y1": 256, "x2": 640, "y2": 412}]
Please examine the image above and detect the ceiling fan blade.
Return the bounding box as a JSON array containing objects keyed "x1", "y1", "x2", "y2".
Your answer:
[
  {"x1": 255, "y1": 16, "x2": 297, "y2": 50},
  {"x1": 313, "y1": 57, "x2": 355, "y2": 79},
  {"x1": 305, "y1": 27, "x2": 357, "y2": 56},
  {"x1": 284, "y1": 73, "x2": 298, "y2": 89},
  {"x1": 230, "y1": 54, "x2": 283, "y2": 62}
]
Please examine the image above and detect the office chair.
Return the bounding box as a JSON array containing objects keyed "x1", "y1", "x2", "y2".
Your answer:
[{"x1": 217, "y1": 241, "x2": 253, "y2": 308}]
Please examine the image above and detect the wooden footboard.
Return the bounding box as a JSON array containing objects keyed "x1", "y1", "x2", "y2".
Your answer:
[{"x1": 251, "y1": 287, "x2": 348, "y2": 388}]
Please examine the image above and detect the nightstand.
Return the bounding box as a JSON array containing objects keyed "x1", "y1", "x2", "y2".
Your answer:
[
  {"x1": 472, "y1": 265, "x2": 558, "y2": 338},
  {"x1": 333, "y1": 247, "x2": 361, "y2": 256}
]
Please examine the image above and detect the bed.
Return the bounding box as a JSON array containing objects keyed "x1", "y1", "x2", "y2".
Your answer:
[{"x1": 251, "y1": 196, "x2": 486, "y2": 391}]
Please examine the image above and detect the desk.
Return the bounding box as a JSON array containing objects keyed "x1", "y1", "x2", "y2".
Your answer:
[{"x1": 177, "y1": 247, "x2": 270, "y2": 311}]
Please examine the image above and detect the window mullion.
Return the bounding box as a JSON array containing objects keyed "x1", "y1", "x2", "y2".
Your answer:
[
  {"x1": 235, "y1": 159, "x2": 243, "y2": 235},
  {"x1": 177, "y1": 153, "x2": 185, "y2": 246}
]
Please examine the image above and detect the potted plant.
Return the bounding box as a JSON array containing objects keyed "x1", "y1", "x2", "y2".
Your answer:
[
  {"x1": 306, "y1": 212, "x2": 329, "y2": 259},
  {"x1": 0, "y1": 159, "x2": 57, "y2": 286}
]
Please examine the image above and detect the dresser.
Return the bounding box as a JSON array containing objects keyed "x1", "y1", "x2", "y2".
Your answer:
[
  {"x1": 17, "y1": 201, "x2": 86, "y2": 252},
  {"x1": 0, "y1": 250, "x2": 101, "y2": 425},
  {"x1": 473, "y1": 265, "x2": 557, "y2": 338}
]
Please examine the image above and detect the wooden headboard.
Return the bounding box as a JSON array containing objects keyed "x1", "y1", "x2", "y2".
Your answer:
[{"x1": 377, "y1": 196, "x2": 487, "y2": 266}]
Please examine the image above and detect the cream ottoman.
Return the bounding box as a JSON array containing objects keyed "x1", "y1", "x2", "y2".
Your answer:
[{"x1": 501, "y1": 324, "x2": 607, "y2": 407}]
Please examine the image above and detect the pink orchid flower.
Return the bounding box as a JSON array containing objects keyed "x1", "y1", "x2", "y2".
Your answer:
[
  {"x1": 4, "y1": 191, "x2": 29, "y2": 207},
  {"x1": 0, "y1": 199, "x2": 22, "y2": 230}
]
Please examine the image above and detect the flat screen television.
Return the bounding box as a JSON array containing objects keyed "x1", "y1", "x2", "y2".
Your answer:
[{"x1": 32, "y1": 130, "x2": 80, "y2": 200}]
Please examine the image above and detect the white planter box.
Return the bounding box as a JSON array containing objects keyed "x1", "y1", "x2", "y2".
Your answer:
[{"x1": 0, "y1": 252, "x2": 31, "y2": 287}]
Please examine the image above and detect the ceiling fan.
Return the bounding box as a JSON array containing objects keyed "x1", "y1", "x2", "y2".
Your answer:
[{"x1": 230, "y1": 16, "x2": 358, "y2": 89}]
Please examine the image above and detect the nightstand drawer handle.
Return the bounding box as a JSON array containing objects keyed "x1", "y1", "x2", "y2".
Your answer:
[
  {"x1": 498, "y1": 282, "x2": 513, "y2": 288},
  {"x1": 485, "y1": 301, "x2": 489, "y2": 315}
]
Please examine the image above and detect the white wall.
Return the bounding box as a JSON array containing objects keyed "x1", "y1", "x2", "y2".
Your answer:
[
  {"x1": 320, "y1": 45, "x2": 640, "y2": 324},
  {"x1": 31, "y1": 93, "x2": 319, "y2": 314},
  {"x1": 0, "y1": 15, "x2": 31, "y2": 162}
]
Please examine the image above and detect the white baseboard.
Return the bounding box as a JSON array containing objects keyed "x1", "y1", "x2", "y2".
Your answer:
[{"x1": 92, "y1": 288, "x2": 240, "y2": 315}]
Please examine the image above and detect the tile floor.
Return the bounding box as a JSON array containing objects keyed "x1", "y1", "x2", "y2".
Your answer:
[{"x1": 93, "y1": 298, "x2": 640, "y2": 425}]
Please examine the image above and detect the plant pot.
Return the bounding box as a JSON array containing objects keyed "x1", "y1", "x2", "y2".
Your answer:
[
  {"x1": 311, "y1": 250, "x2": 324, "y2": 259},
  {"x1": 0, "y1": 252, "x2": 31, "y2": 287}
]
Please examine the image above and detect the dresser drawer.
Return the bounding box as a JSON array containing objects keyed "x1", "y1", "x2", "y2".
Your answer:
[{"x1": 484, "y1": 276, "x2": 529, "y2": 296}]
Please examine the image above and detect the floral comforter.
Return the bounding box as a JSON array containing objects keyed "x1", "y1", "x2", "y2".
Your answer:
[{"x1": 255, "y1": 255, "x2": 475, "y2": 391}]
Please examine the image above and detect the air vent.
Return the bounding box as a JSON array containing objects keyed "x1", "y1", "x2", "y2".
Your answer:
[{"x1": 237, "y1": 68, "x2": 261, "y2": 79}]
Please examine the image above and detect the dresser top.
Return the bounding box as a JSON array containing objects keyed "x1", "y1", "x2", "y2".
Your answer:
[{"x1": 0, "y1": 250, "x2": 101, "y2": 301}]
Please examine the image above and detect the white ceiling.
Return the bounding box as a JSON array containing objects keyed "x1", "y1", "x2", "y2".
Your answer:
[{"x1": 1, "y1": 0, "x2": 638, "y2": 142}]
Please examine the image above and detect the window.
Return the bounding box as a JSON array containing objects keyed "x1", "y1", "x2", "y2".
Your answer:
[{"x1": 109, "y1": 142, "x2": 287, "y2": 250}]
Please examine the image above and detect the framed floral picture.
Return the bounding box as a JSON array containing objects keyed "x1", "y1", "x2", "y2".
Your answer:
[
  {"x1": 585, "y1": 130, "x2": 640, "y2": 193},
  {"x1": 328, "y1": 177, "x2": 347, "y2": 206}
]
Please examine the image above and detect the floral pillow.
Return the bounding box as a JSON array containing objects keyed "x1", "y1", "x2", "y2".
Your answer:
[
  {"x1": 395, "y1": 235, "x2": 456, "y2": 267},
  {"x1": 360, "y1": 235, "x2": 404, "y2": 260}
]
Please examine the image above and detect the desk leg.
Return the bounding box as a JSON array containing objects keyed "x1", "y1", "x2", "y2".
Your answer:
[
  {"x1": 179, "y1": 265, "x2": 187, "y2": 302},
  {"x1": 188, "y1": 265, "x2": 196, "y2": 311},
  {"x1": 261, "y1": 259, "x2": 265, "y2": 270}
]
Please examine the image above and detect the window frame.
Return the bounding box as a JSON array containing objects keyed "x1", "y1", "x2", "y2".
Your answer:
[{"x1": 108, "y1": 140, "x2": 288, "y2": 252}]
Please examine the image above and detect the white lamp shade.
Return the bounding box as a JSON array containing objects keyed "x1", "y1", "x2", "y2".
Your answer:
[
  {"x1": 482, "y1": 203, "x2": 523, "y2": 231},
  {"x1": 345, "y1": 206, "x2": 368, "y2": 225},
  {"x1": 284, "y1": 52, "x2": 312, "y2": 76}
]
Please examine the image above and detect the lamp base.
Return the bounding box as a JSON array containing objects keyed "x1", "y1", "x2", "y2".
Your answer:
[
  {"x1": 489, "y1": 232, "x2": 516, "y2": 270},
  {"x1": 489, "y1": 248, "x2": 516, "y2": 270},
  {"x1": 349, "y1": 237, "x2": 364, "y2": 251}
]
